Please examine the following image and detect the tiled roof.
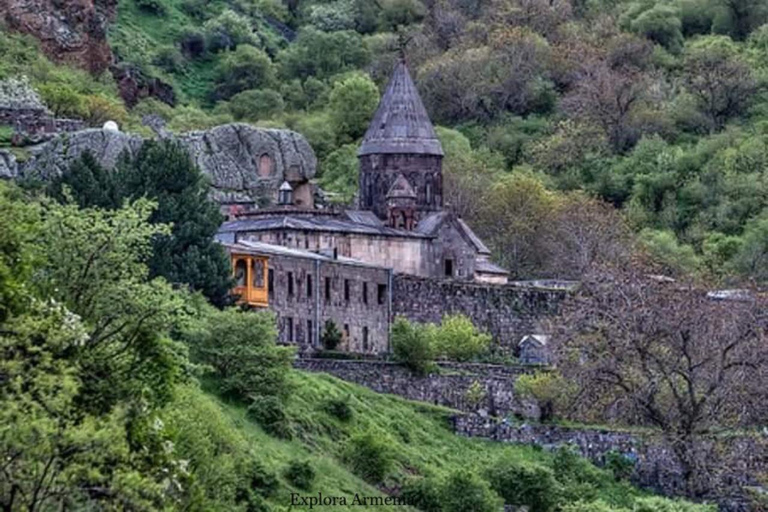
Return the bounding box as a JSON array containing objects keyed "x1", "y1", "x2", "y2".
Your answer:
[
  {"x1": 219, "y1": 214, "x2": 428, "y2": 238},
  {"x1": 475, "y1": 259, "x2": 509, "y2": 275},
  {"x1": 358, "y1": 61, "x2": 444, "y2": 157},
  {"x1": 223, "y1": 240, "x2": 391, "y2": 270}
]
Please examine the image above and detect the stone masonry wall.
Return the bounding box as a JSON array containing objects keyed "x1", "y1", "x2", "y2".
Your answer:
[
  {"x1": 453, "y1": 416, "x2": 768, "y2": 512},
  {"x1": 393, "y1": 275, "x2": 568, "y2": 352},
  {"x1": 294, "y1": 358, "x2": 538, "y2": 417}
]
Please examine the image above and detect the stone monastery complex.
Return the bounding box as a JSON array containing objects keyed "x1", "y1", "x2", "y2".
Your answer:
[{"x1": 216, "y1": 61, "x2": 562, "y2": 359}]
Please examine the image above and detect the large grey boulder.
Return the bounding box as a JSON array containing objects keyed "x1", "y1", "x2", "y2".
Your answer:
[
  {"x1": 0, "y1": 150, "x2": 17, "y2": 179},
  {"x1": 18, "y1": 123, "x2": 318, "y2": 206}
]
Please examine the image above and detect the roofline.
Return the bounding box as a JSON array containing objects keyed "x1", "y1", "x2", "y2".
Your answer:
[{"x1": 222, "y1": 241, "x2": 393, "y2": 271}]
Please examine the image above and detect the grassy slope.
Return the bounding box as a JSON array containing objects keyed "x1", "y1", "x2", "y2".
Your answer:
[{"x1": 177, "y1": 370, "x2": 702, "y2": 511}]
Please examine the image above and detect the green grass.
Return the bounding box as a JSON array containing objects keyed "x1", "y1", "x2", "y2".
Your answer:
[{"x1": 175, "y1": 370, "x2": 713, "y2": 511}]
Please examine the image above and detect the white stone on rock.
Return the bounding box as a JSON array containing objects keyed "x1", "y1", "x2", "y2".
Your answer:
[{"x1": 103, "y1": 121, "x2": 119, "y2": 132}]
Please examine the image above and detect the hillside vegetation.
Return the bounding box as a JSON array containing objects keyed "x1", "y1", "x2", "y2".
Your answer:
[{"x1": 2, "y1": 0, "x2": 768, "y2": 284}]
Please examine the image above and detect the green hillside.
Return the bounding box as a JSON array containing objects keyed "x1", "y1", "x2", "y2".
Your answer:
[{"x1": 168, "y1": 371, "x2": 713, "y2": 511}]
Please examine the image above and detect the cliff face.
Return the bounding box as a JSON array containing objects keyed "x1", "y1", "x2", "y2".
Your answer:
[
  {"x1": 15, "y1": 124, "x2": 318, "y2": 206},
  {"x1": 0, "y1": 0, "x2": 116, "y2": 74}
]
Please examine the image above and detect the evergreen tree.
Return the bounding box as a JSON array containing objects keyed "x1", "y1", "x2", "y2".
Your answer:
[
  {"x1": 117, "y1": 140, "x2": 233, "y2": 307},
  {"x1": 47, "y1": 151, "x2": 120, "y2": 209}
]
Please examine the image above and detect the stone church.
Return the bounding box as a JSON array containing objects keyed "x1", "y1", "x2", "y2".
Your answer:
[{"x1": 218, "y1": 60, "x2": 524, "y2": 354}]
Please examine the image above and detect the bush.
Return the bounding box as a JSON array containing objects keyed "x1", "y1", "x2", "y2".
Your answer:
[
  {"x1": 328, "y1": 73, "x2": 379, "y2": 143},
  {"x1": 204, "y1": 10, "x2": 257, "y2": 53},
  {"x1": 514, "y1": 371, "x2": 574, "y2": 422},
  {"x1": 485, "y1": 458, "x2": 559, "y2": 512},
  {"x1": 321, "y1": 319, "x2": 343, "y2": 351},
  {"x1": 178, "y1": 27, "x2": 207, "y2": 58},
  {"x1": 391, "y1": 317, "x2": 435, "y2": 375},
  {"x1": 344, "y1": 431, "x2": 394, "y2": 483},
  {"x1": 400, "y1": 477, "x2": 442, "y2": 512},
  {"x1": 284, "y1": 459, "x2": 316, "y2": 490},
  {"x1": 38, "y1": 84, "x2": 88, "y2": 118},
  {"x1": 324, "y1": 396, "x2": 354, "y2": 421},
  {"x1": 153, "y1": 45, "x2": 185, "y2": 73},
  {"x1": 135, "y1": 0, "x2": 166, "y2": 14},
  {"x1": 186, "y1": 308, "x2": 293, "y2": 401},
  {"x1": 242, "y1": 459, "x2": 279, "y2": 498},
  {"x1": 215, "y1": 45, "x2": 276, "y2": 100},
  {"x1": 228, "y1": 89, "x2": 285, "y2": 121},
  {"x1": 84, "y1": 95, "x2": 128, "y2": 127},
  {"x1": 248, "y1": 395, "x2": 293, "y2": 439},
  {"x1": 441, "y1": 469, "x2": 503, "y2": 512},
  {"x1": 605, "y1": 450, "x2": 636, "y2": 481},
  {"x1": 433, "y1": 314, "x2": 491, "y2": 362}
]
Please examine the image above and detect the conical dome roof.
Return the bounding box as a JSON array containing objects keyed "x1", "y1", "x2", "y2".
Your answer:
[{"x1": 358, "y1": 61, "x2": 444, "y2": 157}]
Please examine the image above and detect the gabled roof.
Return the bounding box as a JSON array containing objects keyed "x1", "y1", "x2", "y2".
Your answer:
[
  {"x1": 223, "y1": 240, "x2": 391, "y2": 270},
  {"x1": 218, "y1": 214, "x2": 428, "y2": 238},
  {"x1": 387, "y1": 174, "x2": 417, "y2": 199},
  {"x1": 414, "y1": 212, "x2": 491, "y2": 256},
  {"x1": 358, "y1": 60, "x2": 444, "y2": 157}
]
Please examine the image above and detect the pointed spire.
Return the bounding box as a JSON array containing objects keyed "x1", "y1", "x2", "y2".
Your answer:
[{"x1": 358, "y1": 61, "x2": 444, "y2": 157}]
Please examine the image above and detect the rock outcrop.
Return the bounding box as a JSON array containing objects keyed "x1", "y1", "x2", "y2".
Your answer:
[
  {"x1": 0, "y1": 0, "x2": 116, "y2": 74},
  {"x1": 17, "y1": 123, "x2": 318, "y2": 206},
  {"x1": 0, "y1": 150, "x2": 17, "y2": 179}
]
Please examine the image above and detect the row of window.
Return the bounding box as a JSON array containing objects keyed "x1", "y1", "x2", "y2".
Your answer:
[
  {"x1": 280, "y1": 271, "x2": 388, "y2": 305},
  {"x1": 282, "y1": 317, "x2": 370, "y2": 351}
]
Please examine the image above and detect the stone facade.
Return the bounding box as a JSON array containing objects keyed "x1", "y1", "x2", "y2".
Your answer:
[
  {"x1": 226, "y1": 241, "x2": 392, "y2": 354},
  {"x1": 392, "y1": 275, "x2": 568, "y2": 352},
  {"x1": 359, "y1": 153, "x2": 443, "y2": 221},
  {"x1": 453, "y1": 417, "x2": 768, "y2": 512},
  {"x1": 294, "y1": 358, "x2": 538, "y2": 417}
]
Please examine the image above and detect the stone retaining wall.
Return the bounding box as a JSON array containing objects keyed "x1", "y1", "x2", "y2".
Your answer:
[
  {"x1": 453, "y1": 415, "x2": 767, "y2": 512},
  {"x1": 392, "y1": 275, "x2": 568, "y2": 353},
  {"x1": 294, "y1": 358, "x2": 538, "y2": 417}
]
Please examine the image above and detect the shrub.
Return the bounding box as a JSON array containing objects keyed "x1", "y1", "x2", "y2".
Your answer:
[
  {"x1": 186, "y1": 308, "x2": 293, "y2": 401},
  {"x1": 153, "y1": 45, "x2": 185, "y2": 73},
  {"x1": 204, "y1": 10, "x2": 257, "y2": 53},
  {"x1": 391, "y1": 317, "x2": 435, "y2": 375},
  {"x1": 485, "y1": 458, "x2": 559, "y2": 512},
  {"x1": 84, "y1": 95, "x2": 128, "y2": 127},
  {"x1": 324, "y1": 396, "x2": 354, "y2": 421},
  {"x1": 321, "y1": 319, "x2": 343, "y2": 350},
  {"x1": 344, "y1": 431, "x2": 394, "y2": 483},
  {"x1": 464, "y1": 380, "x2": 487, "y2": 408},
  {"x1": 215, "y1": 45, "x2": 276, "y2": 100},
  {"x1": 433, "y1": 314, "x2": 491, "y2": 362},
  {"x1": 248, "y1": 395, "x2": 293, "y2": 439},
  {"x1": 514, "y1": 371, "x2": 574, "y2": 422},
  {"x1": 284, "y1": 459, "x2": 316, "y2": 490},
  {"x1": 38, "y1": 84, "x2": 88, "y2": 118},
  {"x1": 242, "y1": 458, "x2": 279, "y2": 497},
  {"x1": 135, "y1": 0, "x2": 166, "y2": 14},
  {"x1": 328, "y1": 73, "x2": 379, "y2": 143},
  {"x1": 605, "y1": 450, "x2": 636, "y2": 481},
  {"x1": 178, "y1": 27, "x2": 207, "y2": 58},
  {"x1": 400, "y1": 477, "x2": 442, "y2": 512},
  {"x1": 440, "y1": 469, "x2": 503, "y2": 512},
  {"x1": 228, "y1": 89, "x2": 285, "y2": 121}
]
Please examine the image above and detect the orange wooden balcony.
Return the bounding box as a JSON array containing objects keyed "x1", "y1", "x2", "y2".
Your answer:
[{"x1": 231, "y1": 254, "x2": 269, "y2": 308}]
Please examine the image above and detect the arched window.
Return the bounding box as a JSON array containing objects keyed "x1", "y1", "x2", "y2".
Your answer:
[
  {"x1": 425, "y1": 180, "x2": 433, "y2": 205},
  {"x1": 252, "y1": 259, "x2": 265, "y2": 288},
  {"x1": 235, "y1": 259, "x2": 247, "y2": 286},
  {"x1": 258, "y1": 154, "x2": 274, "y2": 177}
]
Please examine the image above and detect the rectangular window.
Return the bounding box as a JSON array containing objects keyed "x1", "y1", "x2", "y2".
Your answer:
[
  {"x1": 288, "y1": 272, "x2": 294, "y2": 297},
  {"x1": 377, "y1": 284, "x2": 387, "y2": 305},
  {"x1": 343, "y1": 323, "x2": 350, "y2": 339},
  {"x1": 362, "y1": 326, "x2": 369, "y2": 352},
  {"x1": 268, "y1": 268, "x2": 274, "y2": 295},
  {"x1": 344, "y1": 279, "x2": 350, "y2": 302},
  {"x1": 362, "y1": 282, "x2": 368, "y2": 304},
  {"x1": 286, "y1": 317, "x2": 294, "y2": 342},
  {"x1": 307, "y1": 275, "x2": 313, "y2": 298},
  {"x1": 325, "y1": 276, "x2": 331, "y2": 301},
  {"x1": 445, "y1": 259, "x2": 454, "y2": 278},
  {"x1": 307, "y1": 319, "x2": 313, "y2": 344}
]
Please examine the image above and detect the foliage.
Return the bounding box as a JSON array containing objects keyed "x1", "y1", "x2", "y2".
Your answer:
[
  {"x1": 514, "y1": 371, "x2": 574, "y2": 422},
  {"x1": 321, "y1": 319, "x2": 343, "y2": 350},
  {"x1": 284, "y1": 459, "x2": 316, "y2": 490},
  {"x1": 248, "y1": 394, "x2": 294, "y2": 439},
  {"x1": 486, "y1": 457, "x2": 559, "y2": 512},
  {"x1": 391, "y1": 316, "x2": 435, "y2": 374},
  {"x1": 227, "y1": 88, "x2": 285, "y2": 121},
  {"x1": 605, "y1": 450, "x2": 636, "y2": 481},
  {"x1": 204, "y1": 9, "x2": 258, "y2": 53},
  {"x1": 215, "y1": 45, "x2": 276, "y2": 100},
  {"x1": 464, "y1": 380, "x2": 487, "y2": 408},
  {"x1": 328, "y1": 73, "x2": 380, "y2": 143},
  {"x1": 433, "y1": 314, "x2": 492, "y2": 361},
  {"x1": 440, "y1": 469, "x2": 503, "y2": 512},
  {"x1": 319, "y1": 144, "x2": 359, "y2": 204},
  {"x1": 184, "y1": 307, "x2": 292, "y2": 401},
  {"x1": 278, "y1": 28, "x2": 371, "y2": 80},
  {"x1": 324, "y1": 396, "x2": 354, "y2": 421},
  {"x1": 343, "y1": 430, "x2": 394, "y2": 483},
  {"x1": 400, "y1": 477, "x2": 443, "y2": 512}
]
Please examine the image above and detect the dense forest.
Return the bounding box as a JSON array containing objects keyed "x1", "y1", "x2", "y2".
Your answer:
[{"x1": 1, "y1": 0, "x2": 767, "y2": 284}]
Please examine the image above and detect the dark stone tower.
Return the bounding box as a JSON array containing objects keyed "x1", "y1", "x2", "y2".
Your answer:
[{"x1": 358, "y1": 60, "x2": 444, "y2": 222}]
